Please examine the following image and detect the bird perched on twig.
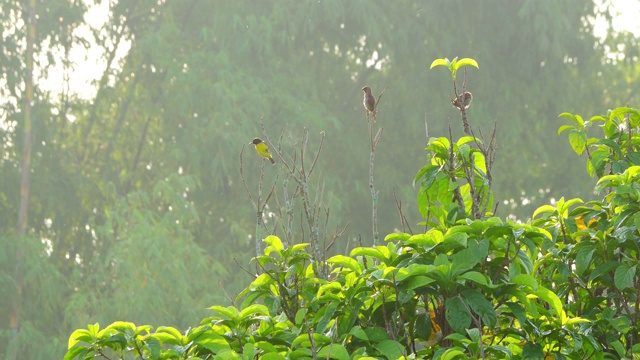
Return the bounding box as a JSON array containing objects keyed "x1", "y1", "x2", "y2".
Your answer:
[
  {"x1": 362, "y1": 86, "x2": 377, "y2": 122},
  {"x1": 250, "y1": 138, "x2": 275, "y2": 165},
  {"x1": 451, "y1": 91, "x2": 473, "y2": 110}
]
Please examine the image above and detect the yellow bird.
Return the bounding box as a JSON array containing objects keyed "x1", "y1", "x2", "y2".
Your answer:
[{"x1": 250, "y1": 138, "x2": 275, "y2": 165}]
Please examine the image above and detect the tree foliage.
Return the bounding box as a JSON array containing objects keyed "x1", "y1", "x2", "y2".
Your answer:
[
  {"x1": 1, "y1": 1, "x2": 639, "y2": 358},
  {"x1": 64, "y1": 103, "x2": 640, "y2": 358}
]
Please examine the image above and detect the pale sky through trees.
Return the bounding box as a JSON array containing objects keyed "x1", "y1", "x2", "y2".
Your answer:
[{"x1": 40, "y1": 0, "x2": 640, "y2": 102}]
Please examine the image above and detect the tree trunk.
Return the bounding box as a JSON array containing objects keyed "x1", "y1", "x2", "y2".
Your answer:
[{"x1": 10, "y1": 0, "x2": 36, "y2": 358}]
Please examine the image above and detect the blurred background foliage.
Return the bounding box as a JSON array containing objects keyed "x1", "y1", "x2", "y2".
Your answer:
[{"x1": 1, "y1": 0, "x2": 639, "y2": 358}]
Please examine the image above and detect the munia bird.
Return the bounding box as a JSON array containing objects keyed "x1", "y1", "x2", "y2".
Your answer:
[
  {"x1": 451, "y1": 91, "x2": 473, "y2": 110},
  {"x1": 362, "y1": 86, "x2": 377, "y2": 122}
]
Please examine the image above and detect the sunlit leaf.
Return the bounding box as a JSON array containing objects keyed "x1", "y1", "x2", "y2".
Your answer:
[
  {"x1": 430, "y1": 58, "x2": 449, "y2": 69},
  {"x1": 455, "y1": 58, "x2": 479, "y2": 69}
]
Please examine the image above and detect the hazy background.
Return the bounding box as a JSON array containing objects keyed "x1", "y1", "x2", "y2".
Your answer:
[{"x1": 1, "y1": 1, "x2": 639, "y2": 358}]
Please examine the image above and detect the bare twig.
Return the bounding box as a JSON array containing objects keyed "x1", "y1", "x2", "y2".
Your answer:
[
  {"x1": 424, "y1": 112, "x2": 430, "y2": 143},
  {"x1": 233, "y1": 257, "x2": 256, "y2": 278},
  {"x1": 393, "y1": 187, "x2": 413, "y2": 234},
  {"x1": 366, "y1": 87, "x2": 387, "y2": 245},
  {"x1": 452, "y1": 69, "x2": 471, "y2": 135},
  {"x1": 308, "y1": 327, "x2": 318, "y2": 360},
  {"x1": 239, "y1": 142, "x2": 278, "y2": 262},
  {"x1": 258, "y1": 118, "x2": 344, "y2": 266},
  {"x1": 448, "y1": 125, "x2": 466, "y2": 216}
]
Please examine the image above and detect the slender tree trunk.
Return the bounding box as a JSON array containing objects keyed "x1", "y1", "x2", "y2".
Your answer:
[{"x1": 10, "y1": 0, "x2": 36, "y2": 358}]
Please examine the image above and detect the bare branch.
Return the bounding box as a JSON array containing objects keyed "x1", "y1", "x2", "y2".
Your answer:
[
  {"x1": 424, "y1": 112, "x2": 430, "y2": 142},
  {"x1": 308, "y1": 131, "x2": 325, "y2": 178},
  {"x1": 239, "y1": 145, "x2": 258, "y2": 212},
  {"x1": 393, "y1": 187, "x2": 413, "y2": 235}
]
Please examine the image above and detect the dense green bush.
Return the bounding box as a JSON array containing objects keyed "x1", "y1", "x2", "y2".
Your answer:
[{"x1": 64, "y1": 60, "x2": 639, "y2": 359}]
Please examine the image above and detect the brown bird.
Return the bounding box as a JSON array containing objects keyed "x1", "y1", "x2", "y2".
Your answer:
[
  {"x1": 451, "y1": 91, "x2": 473, "y2": 110},
  {"x1": 362, "y1": 86, "x2": 376, "y2": 121},
  {"x1": 250, "y1": 138, "x2": 275, "y2": 165}
]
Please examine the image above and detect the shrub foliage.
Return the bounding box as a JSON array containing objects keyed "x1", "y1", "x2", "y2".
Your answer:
[{"x1": 65, "y1": 62, "x2": 640, "y2": 359}]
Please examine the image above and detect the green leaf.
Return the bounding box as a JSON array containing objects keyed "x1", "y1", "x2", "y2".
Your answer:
[
  {"x1": 445, "y1": 296, "x2": 471, "y2": 333},
  {"x1": 349, "y1": 246, "x2": 392, "y2": 264},
  {"x1": 402, "y1": 275, "x2": 436, "y2": 290},
  {"x1": 242, "y1": 343, "x2": 256, "y2": 360},
  {"x1": 456, "y1": 136, "x2": 479, "y2": 146},
  {"x1": 349, "y1": 326, "x2": 369, "y2": 341},
  {"x1": 385, "y1": 232, "x2": 411, "y2": 242},
  {"x1": 614, "y1": 264, "x2": 636, "y2": 290},
  {"x1": 416, "y1": 164, "x2": 442, "y2": 189},
  {"x1": 317, "y1": 282, "x2": 342, "y2": 299},
  {"x1": 316, "y1": 344, "x2": 350, "y2": 360},
  {"x1": 457, "y1": 271, "x2": 488, "y2": 286},
  {"x1": 442, "y1": 231, "x2": 469, "y2": 251},
  {"x1": 575, "y1": 245, "x2": 595, "y2": 276},
  {"x1": 589, "y1": 149, "x2": 610, "y2": 177},
  {"x1": 532, "y1": 205, "x2": 556, "y2": 219},
  {"x1": 374, "y1": 339, "x2": 405, "y2": 360},
  {"x1": 427, "y1": 137, "x2": 451, "y2": 160},
  {"x1": 406, "y1": 230, "x2": 444, "y2": 247},
  {"x1": 557, "y1": 198, "x2": 583, "y2": 216},
  {"x1": 315, "y1": 302, "x2": 338, "y2": 333},
  {"x1": 610, "y1": 340, "x2": 626, "y2": 357},
  {"x1": 627, "y1": 152, "x2": 640, "y2": 165},
  {"x1": 568, "y1": 131, "x2": 586, "y2": 155},
  {"x1": 289, "y1": 349, "x2": 313, "y2": 359},
  {"x1": 466, "y1": 328, "x2": 480, "y2": 342},
  {"x1": 589, "y1": 261, "x2": 619, "y2": 282},
  {"x1": 105, "y1": 321, "x2": 136, "y2": 332},
  {"x1": 239, "y1": 304, "x2": 269, "y2": 318},
  {"x1": 462, "y1": 289, "x2": 497, "y2": 328},
  {"x1": 292, "y1": 333, "x2": 331, "y2": 348},
  {"x1": 144, "y1": 336, "x2": 161, "y2": 359},
  {"x1": 610, "y1": 106, "x2": 634, "y2": 122},
  {"x1": 264, "y1": 235, "x2": 284, "y2": 256},
  {"x1": 455, "y1": 58, "x2": 479, "y2": 69},
  {"x1": 506, "y1": 302, "x2": 527, "y2": 326},
  {"x1": 430, "y1": 58, "x2": 449, "y2": 69},
  {"x1": 63, "y1": 346, "x2": 89, "y2": 360},
  {"x1": 156, "y1": 326, "x2": 185, "y2": 341},
  {"x1": 328, "y1": 254, "x2": 362, "y2": 274},
  {"x1": 67, "y1": 329, "x2": 93, "y2": 349},
  {"x1": 511, "y1": 274, "x2": 538, "y2": 291},
  {"x1": 364, "y1": 327, "x2": 389, "y2": 342},
  {"x1": 414, "y1": 313, "x2": 433, "y2": 340},
  {"x1": 209, "y1": 306, "x2": 240, "y2": 321},
  {"x1": 441, "y1": 348, "x2": 466, "y2": 360},
  {"x1": 557, "y1": 124, "x2": 575, "y2": 135},
  {"x1": 522, "y1": 342, "x2": 544, "y2": 360},
  {"x1": 87, "y1": 323, "x2": 100, "y2": 338},
  {"x1": 260, "y1": 352, "x2": 286, "y2": 360},
  {"x1": 598, "y1": 138, "x2": 622, "y2": 158},
  {"x1": 613, "y1": 208, "x2": 636, "y2": 230},
  {"x1": 288, "y1": 243, "x2": 310, "y2": 253},
  {"x1": 294, "y1": 308, "x2": 306, "y2": 325},
  {"x1": 535, "y1": 286, "x2": 566, "y2": 325},
  {"x1": 559, "y1": 112, "x2": 584, "y2": 128},
  {"x1": 487, "y1": 345, "x2": 512, "y2": 358}
]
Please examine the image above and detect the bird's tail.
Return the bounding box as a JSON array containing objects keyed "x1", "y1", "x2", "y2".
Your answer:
[{"x1": 269, "y1": 157, "x2": 276, "y2": 165}]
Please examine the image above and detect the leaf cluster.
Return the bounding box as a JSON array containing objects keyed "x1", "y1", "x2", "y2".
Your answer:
[{"x1": 65, "y1": 104, "x2": 640, "y2": 359}]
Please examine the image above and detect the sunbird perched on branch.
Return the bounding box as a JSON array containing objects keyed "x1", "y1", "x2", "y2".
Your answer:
[{"x1": 250, "y1": 138, "x2": 275, "y2": 165}]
